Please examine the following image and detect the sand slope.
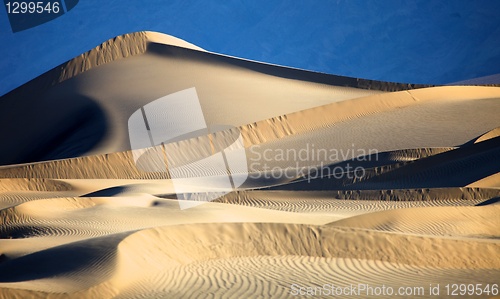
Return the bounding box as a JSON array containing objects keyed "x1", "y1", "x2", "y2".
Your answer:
[{"x1": 1, "y1": 32, "x2": 500, "y2": 298}]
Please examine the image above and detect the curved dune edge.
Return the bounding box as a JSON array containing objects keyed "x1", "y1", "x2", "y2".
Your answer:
[
  {"x1": 475, "y1": 127, "x2": 500, "y2": 144},
  {"x1": 0, "y1": 231, "x2": 130, "y2": 294},
  {"x1": 239, "y1": 86, "x2": 500, "y2": 146},
  {"x1": 467, "y1": 172, "x2": 500, "y2": 188},
  {"x1": 59, "y1": 32, "x2": 205, "y2": 84},
  {"x1": 1, "y1": 32, "x2": 203, "y2": 100},
  {"x1": 0, "y1": 30, "x2": 499, "y2": 299}
]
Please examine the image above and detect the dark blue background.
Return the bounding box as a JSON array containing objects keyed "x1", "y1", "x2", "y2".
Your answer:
[{"x1": 1, "y1": 0, "x2": 500, "y2": 96}]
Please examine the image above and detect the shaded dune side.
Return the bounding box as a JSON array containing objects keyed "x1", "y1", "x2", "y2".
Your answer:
[
  {"x1": 348, "y1": 136, "x2": 500, "y2": 189},
  {"x1": 0, "y1": 196, "x2": 157, "y2": 241},
  {"x1": 265, "y1": 136, "x2": 500, "y2": 191},
  {"x1": 317, "y1": 147, "x2": 456, "y2": 169},
  {"x1": 146, "y1": 41, "x2": 434, "y2": 91},
  {"x1": 0, "y1": 91, "x2": 108, "y2": 165},
  {"x1": 0, "y1": 197, "x2": 102, "y2": 240},
  {"x1": 287, "y1": 147, "x2": 455, "y2": 184}
]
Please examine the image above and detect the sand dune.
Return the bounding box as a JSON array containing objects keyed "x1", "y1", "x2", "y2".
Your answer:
[
  {"x1": 1, "y1": 32, "x2": 500, "y2": 298},
  {"x1": 1, "y1": 85, "x2": 499, "y2": 182},
  {"x1": 3, "y1": 222, "x2": 498, "y2": 298},
  {"x1": 110, "y1": 222, "x2": 499, "y2": 298},
  {"x1": 115, "y1": 257, "x2": 498, "y2": 299},
  {"x1": 468, "y1": 172, "x2": 500, "y2": 188},
  {"x1": 215, "y1": 188, "x2": 499, "y2": 213},
  {"x1": 332, "y1": 205, "x2": 500, "y2": 238},
  {"x1": 475, "y1": 127, "x2": 500, "y2": 144},
  {"x1": 0, "y1": 32, "x2": 386, "y2": 166}
]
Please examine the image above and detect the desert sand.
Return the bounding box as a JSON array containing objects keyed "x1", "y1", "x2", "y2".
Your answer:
[{"x1": 0, "y1": 32, "x2": 499, "y2": 298}]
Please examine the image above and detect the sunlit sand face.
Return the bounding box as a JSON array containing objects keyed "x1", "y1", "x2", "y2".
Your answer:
[{"x1": 0, "y1": 32, "x2": 499, "y2": 298}]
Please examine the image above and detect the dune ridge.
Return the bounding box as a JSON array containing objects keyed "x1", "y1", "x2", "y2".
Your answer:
[
  {"x1": 1, "y1": 32, "x2": 203, "y2": 100},
  {"x1": 1, "y1": 31, "x2": 434, "y2": 101},
  {"x1": 1, "y1": 86, "x2": 499, "y2": 180},
  {"x1": 1, "y1": 32, "x2": 500, "y2": 298}
]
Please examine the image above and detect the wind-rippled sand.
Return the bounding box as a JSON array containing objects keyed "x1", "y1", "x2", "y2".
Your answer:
[{"x1": 0, "y1": 32, "x2": 499, "y2": 298}]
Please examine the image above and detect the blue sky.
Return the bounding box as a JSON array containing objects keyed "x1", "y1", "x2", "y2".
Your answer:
[{"x1": 1, "y1": 0, "x2": 500, "y2": 96}]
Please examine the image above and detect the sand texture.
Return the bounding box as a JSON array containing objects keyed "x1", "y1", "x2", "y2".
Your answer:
[{"x1": 1, "y1": 32, "x2": 499, "y2": 298}]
